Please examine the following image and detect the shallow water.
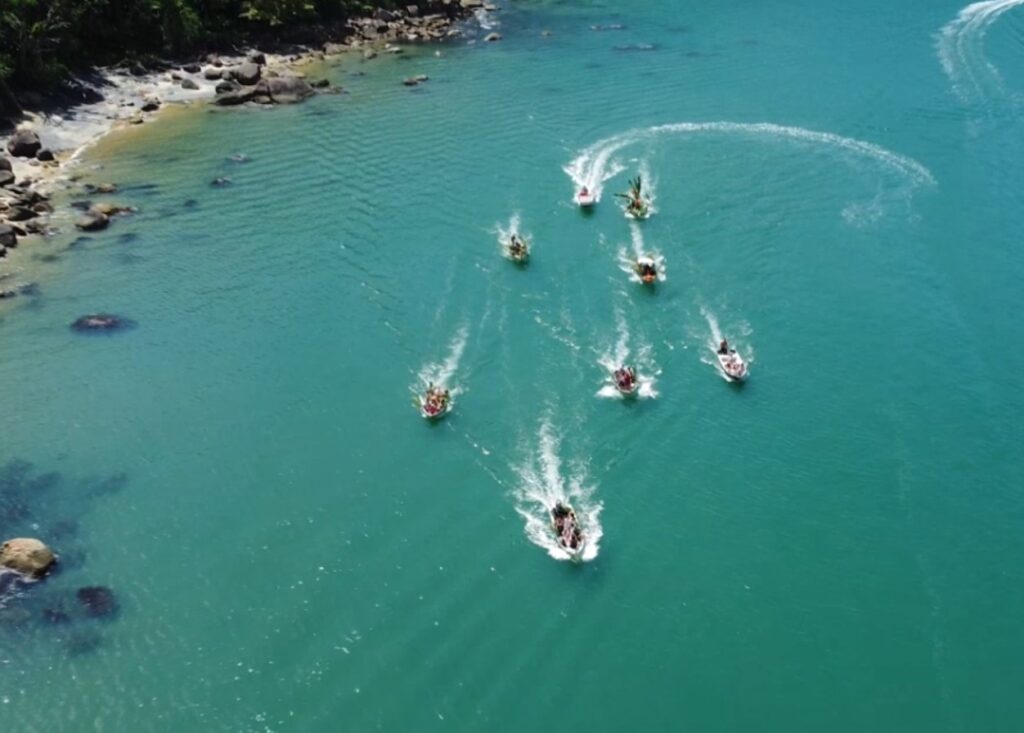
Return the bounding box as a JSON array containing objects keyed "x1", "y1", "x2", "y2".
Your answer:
[{"x1": 2, "y1": 1, "x2": 1024, "y2": 730}]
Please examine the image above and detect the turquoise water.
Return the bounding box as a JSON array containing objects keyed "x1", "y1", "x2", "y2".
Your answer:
[{"x1": 3, "y1": 1, "x2": 1024, "y2": 730}]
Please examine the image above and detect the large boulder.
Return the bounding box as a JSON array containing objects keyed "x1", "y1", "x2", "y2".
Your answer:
[
  {"x1": 255, "y1": 76, "x2": 315, "y2": 104},
  {"x1": 203, "y1": 66, "x2": 223, "y2": 80},
  {"x1": 181, "y1": 78, "x2": 199, "y2": 91},
  {"x1": 36, "y1": 148, "x2": 55, "y2": 162},
  {"x1": 75, "y1": 210, "x2": 109, "y2": 231},
  {"x1": 0, "y1": 170, "x2": 14, "y2": 187},
  {"x1": 0, "y1": 538, "x2": 56, "y2": 577},
  {"x1": 77, "y1": 586, "x2": 119, "y2": 618},
  {"x1": 246, "y1": 50, "x2": 266, "y2": 65},
  {"x1": 0, "y1": 224, "x2": 16, "y2": 248},
  {"x1": 232, "y1": 62, "x2": 261, "y2": 86},
  {"x1": 0, "y1": 157, "x2": 11, "y2": 171},
  {"x1": 214, "y1": 87, "x2": 255, "y2": 106},
  {"x1": 7, "y1": 130, "x2": 42, "y2": 158}
]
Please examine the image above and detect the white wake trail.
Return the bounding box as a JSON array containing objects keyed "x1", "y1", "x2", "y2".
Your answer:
[
  {"x1": 617, "y1": 223, "x2": 667, "y2": 283},
  {"x1": 513, "y1": 420, "x2": 603, "y2": 562},
  {"x1": 596, "y1": 305, "x2": 660, "y2": 400},
  {"x1": 937, "y1": 0, "x2": 1024, "y2": 102},
  {"x1": 565, "y1": 121, "x2": 934, "y2": 218},
  {"x1": 416, "y1": 325, "x2": 469, "y2": 396}
]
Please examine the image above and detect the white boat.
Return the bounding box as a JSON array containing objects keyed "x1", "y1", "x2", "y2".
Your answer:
[
  {"x1": 550, "y1": 502, "x2": 585, "y2": 561},
  {"x1": 576, "y1": 189, "x2": 596, "y2": 207},
  {"x1": 614, "y1": 366, "x2": 639, "y2": 396},
  {"x1": 716, "y1": 349, "x2": 748, "y2": 381},
  {"x1": 635, "y1": 256, "x2": 658, "y2": 284},
  {"x1": 420, "y1": 386, "x2": 452, "y2": 419}
]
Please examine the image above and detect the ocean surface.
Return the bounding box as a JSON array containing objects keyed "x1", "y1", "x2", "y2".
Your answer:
[{"x1": 2, "y1": 1, "x2": 1024, "y2": 730}]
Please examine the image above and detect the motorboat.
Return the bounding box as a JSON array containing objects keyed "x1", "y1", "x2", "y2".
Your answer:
[
  {"x1": 506, "y1": 235, "x2": 530, "y2": 263},
  {"x1": 614, "y1": 366, "x2": 639, "y2": 396},
  {"x1": 550, "y1": 502, "x2": 585, "y2": 561},
  {"x1": 715, "y1": 344, "x2": 748, "y2": 381},
  {"x1": 576, "y1": 188, "x2": 596, "y2": 207},
  {"x1": 616, "y1": 175, "x2": 651, "y2": 219},
  {"x1": 420, "y1": 384, "x2": 452, "y2": 419},
  {"x1": 635, "y1": 256, "x2": 658, "y2": 284}
]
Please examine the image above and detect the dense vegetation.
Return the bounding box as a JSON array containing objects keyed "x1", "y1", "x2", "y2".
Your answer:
[{"x1": 0, "y1": 0, "x2": 405, "y2": 90}]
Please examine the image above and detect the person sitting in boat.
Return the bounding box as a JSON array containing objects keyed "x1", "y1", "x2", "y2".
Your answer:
[
  {"x1": 615, "y1": 367, "x2": 634, "y2": 390},
  {"x1": 718, "y1": 339, "x2": 730, "y2": 355},
  {"x1": 580, "y1": 186, "x2": 589, "y2": 197}
]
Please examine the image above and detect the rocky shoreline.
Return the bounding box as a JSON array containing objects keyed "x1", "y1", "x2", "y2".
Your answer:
[{"x1": 0, "y1": 0, "x2": 500, "y2": 301}]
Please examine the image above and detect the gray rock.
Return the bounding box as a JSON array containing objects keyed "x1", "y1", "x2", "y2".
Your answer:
[
  {"x1": 181, "y1": 78, "x2": 200, "y2": 90},
  {"x1": 214, "y1": 88, "x2": 255, "y2": 106},
  {"x1": 6, "y1": 130, "x2": 42, "y2": 158},
  {"x1": 461, "y1": 0, "x2": 484, "y2": 7},
  {"x1": 310, "y1": 78, "x2": 331, "y2": 88},
  {"x1": 0, "y1": 157, "x2": 11, "y2": 171},
  {"x1": 0, "y1": 170, "x2": 14, "y2": 187},
  {"x1": 363, "y1": 49, "x2": 378, "y2": 60},
  {"x1": 182, "y1": 62, "x2": 202, "y2": 73},
  {"x1": 0, "y1": 224, "x2": 16, "y2": 248},
  {"x1": 232, "y1": 62, "x2": 261, "y2": 86},
  {"x1": 141, "y1": 96, "x2": 160, "y2": 112},
  {"x1": 203, "y1": 66, "x2": 223, "y2": 80},
  {"x1": 324, "y1": 43, "x2": 348, "y2": 55},
  {"x1": 484, "y1": 32, "x2": 502, "y2": 42},
  {"x1": 206, "y1": 54, "x2": 223, "y2": 67},
  {"x1": 255, "y1": 76, "x2": 315, "y2": 104},
  {"x1": 75, "y1": 211, "x2": 109, "y2": 232},
  {"x1": 6, "y1": 206, "x2": 33, "y2": 222},
  {"x1": 406, "y1": 4, "x2": 419, "y2": 16},
  {"x1": 246, "y1": 50, "x2": 266, "y2": 65},
  {"x1": 215, "y1": 80, "x2": 239, "y2": 94}
]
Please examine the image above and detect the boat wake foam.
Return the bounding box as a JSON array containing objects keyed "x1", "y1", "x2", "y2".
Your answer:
[
  {"x1": 565, "y1": 121, "x2": 934, "y2": 219},
  {"x1": 495, "y1": 213, "x2": 526, "y2": 259},
  {"x1": 937, "y1": 0, "x2": 1024, "y2": 103},
  {"x1": 597, "y1": 305, "x2": 659, "y2": 399},
  {"x1": 513, "y1": 419, "x2": 602, "y2": 562},
  {"x1": 415, "y1": 325, "x2": 468, "y2": 398}
]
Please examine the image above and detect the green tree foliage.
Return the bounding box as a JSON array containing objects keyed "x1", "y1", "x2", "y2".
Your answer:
[{"x1": 0, "y1": 0, "x2": 385, "y2": 89}]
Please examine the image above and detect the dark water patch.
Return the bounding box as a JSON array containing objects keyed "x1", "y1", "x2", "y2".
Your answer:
[
  {"x1": 65, "y1": 629, "x2": 103, "y2": 656},
  {"x1": 614, "y1": 43, "x2": 659, "y2": 52},
  {"x1": 84, "y1": 472, "x2": 128, "y2": 497},
  {"x1": 682, "y1": 50, "x2": 719, "y2": 59},
  {"x1": 740, "y1": 38, "x2": 759, "y2": 46},
  {"x1": 70, "y1": 314, "x2": 136, "y2": 333},
  {"x1": 33, "y1": 253, "x2": 61, "y2": 262},
  {"x1": 118, "y1": 182, "x2": 160, "y2": 195},
  {"x1": 49, "y1": 519, "x2": 79, "y2": 541},
  {"x1": 182, "y1": 198, "x2": 200, "y2": 210},
  {"x1": 667, "y1": 25, "x2": 691, "y2": 34},
  {"x1": 68, "y1": 236, "x2": 93, "y2": 249},
  {"x1": 116, "y1": 252, "x2": 145, "y2": 265},
  {"x1": 117, "y1": 232, "x2": 139, "y2": 244},
  {"x1": 76, "y1": 586, "x2": 118, "y2": 619},
  {"x1": 70, "y1": 200, "x2": 93, "y2": 212},
  {"x1": 41, "y1": 607, "x2": 71, "y2": 625},
  {"x1": 211, "y1": 177, "x2": 232, "y2": 187},
  {"x1": 583, "y1": 61, "x2": 604, "y2": 69}
]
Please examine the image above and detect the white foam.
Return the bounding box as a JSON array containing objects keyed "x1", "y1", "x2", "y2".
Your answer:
[
  {"x1": 596, "y1": 305, "x2": 659, "y2": 399},
  {"x1": 937, "y1": 0, "x2": 1024, "y2": 102},
  {"x1": 617, "y1": 223, "x2": 667, "y2": 283},
  {"x1": 565, "y1": 121, "x2": 934, "y2": 218},
  {"x1": 513, "y1": 419, "x2": 602, "y2": 562},
  {"x1": 415, "y1": 325, "x2": 468, "y2": 398}
]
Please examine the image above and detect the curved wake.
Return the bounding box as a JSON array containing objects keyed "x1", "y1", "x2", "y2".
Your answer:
[
  {"x1": 937, "y1": 0, "x2": 1024, "y2": 102},
  {"x1": 513, "y1": 419, "x2": 603, "y2": 562},
  {"x1": 565, "y1": 121, "x2": 934, "y2": 214}
]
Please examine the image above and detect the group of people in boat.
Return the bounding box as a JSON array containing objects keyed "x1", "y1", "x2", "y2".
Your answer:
[
  {"x1": 422, "y1": 384, "x2": 451, "y2": 418},
  {"x1": 614, "y1": 365, "x2": 637, "y2": 393},
  {"x1": 635, "y1": 258, "x2": 658, "y2": 284},
  {"x1": 507, "y1": 233, "x2": 529, "y2": 261},
  {"x1": 551, "y1": 502, "x2": 584, "y2": 553}
]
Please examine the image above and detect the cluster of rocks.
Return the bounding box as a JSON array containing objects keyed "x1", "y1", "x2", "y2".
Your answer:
[
  {"x1": 343, "y1": 0, "x2": 489, "y2": 46},
  {"x1": 1, "y1": 132, "x2": 56, "y2": 261}
]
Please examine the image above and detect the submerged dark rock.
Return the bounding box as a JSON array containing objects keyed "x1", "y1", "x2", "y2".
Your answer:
[
  {"x1": 211, "y1": 177, "x2": 232, "y2": 187},
  {"x1": 75, "y1": 211, "x2": 109, "y2": 232},
  {"x1": 70, "y1": 314, "x2": 135, "y2": 333},
  {"x1": 76, "y1": 585, "x2": 118, "y2": 618},
  {"x1": 65, "y1": 629, "x2": 103, "y2": 655},
  {"x1": 0, "y1": 224, "x2": 16, "y2": 248}
]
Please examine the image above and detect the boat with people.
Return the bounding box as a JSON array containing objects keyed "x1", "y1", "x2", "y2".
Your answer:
[
  {"x1": 634, "y1": 256, "x2": 658, "y2": 284},
  {"x1": 550, "y1": 501, "x2": 585, "y2": 561},
  {"x1": 616, "y1": 175, "x2": 651, "y2": 219},
  {"x1": 614, "y1": 365, "x2": 639, "y2": 396},
  {"x1": 506, "y1": 233, "x2": 530, "y2": 263},
  {"x1": 715, "y1": 339, "x2": 748, "y2": 381},
  {"x1": 576, "y1": 186, "x2": 596, "y2": 208},
  {"x1": 420, "y1": 383, "x2": 452, "y2": 419}
]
